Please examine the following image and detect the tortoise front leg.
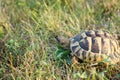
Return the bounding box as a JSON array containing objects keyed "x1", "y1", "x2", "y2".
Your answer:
[
  {"x1": 71, "y1": 56, "x2": 79, "y2": 65},
  {"x1": 71, "y1": 55, "x2": 84, "y2": 66}
]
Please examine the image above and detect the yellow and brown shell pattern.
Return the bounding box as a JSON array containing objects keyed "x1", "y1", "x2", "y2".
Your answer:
[{"x1": 70, "y1": 30, "x2": 120, "y2": 64}]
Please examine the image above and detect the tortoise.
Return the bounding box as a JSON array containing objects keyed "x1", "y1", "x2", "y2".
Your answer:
[{"x1": 56, "y1": 30, "x2": 120, "y2": 64}]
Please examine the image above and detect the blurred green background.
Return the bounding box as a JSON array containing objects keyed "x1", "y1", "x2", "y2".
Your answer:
[{"x1": 0, "y1": 0, "x2": 120, "y2": 80}]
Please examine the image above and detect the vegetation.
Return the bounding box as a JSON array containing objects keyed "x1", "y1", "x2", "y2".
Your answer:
[{"x1": 0, "y1": 0, "x2": 120, "y2": 80}]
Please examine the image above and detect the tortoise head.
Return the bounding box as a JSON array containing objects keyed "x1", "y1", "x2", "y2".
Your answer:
[{"x1": 55, "y1": 36, "x2": 70, "y2": 49}]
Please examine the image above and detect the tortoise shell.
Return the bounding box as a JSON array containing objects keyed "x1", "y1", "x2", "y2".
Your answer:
[{"x1": 70, "y1": 30, "x2": 120, "y2": 64}]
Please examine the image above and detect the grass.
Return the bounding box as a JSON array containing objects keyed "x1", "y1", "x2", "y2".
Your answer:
[{"x1": 0, "y1": 0, "x2": 120, "y2": 80}]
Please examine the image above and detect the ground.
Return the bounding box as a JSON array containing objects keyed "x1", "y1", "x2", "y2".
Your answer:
[{"x1": 0, "y1": 0, "x2": 120, "y2": 80}]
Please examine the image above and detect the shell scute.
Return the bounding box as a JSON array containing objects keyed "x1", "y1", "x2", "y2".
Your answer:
[{"x1": 79, "y1": 37, "x2": 89, "y2": 51}]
